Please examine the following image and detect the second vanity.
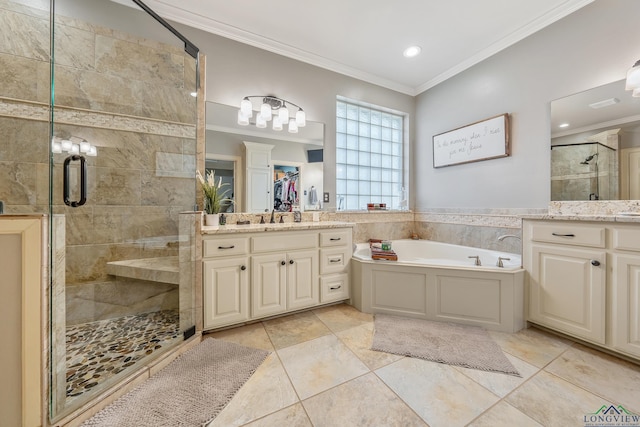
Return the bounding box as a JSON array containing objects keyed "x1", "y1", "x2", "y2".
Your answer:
[
  {"x1": 523, "y1": 214, "x2": 640, "y2": 361},
  {"x1": 202, "y1": 221, "x2": 353, "y2": 330}
]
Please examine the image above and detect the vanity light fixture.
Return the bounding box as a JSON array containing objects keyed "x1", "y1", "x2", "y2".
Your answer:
[
  {"x1": 625, "y1": 59, "x2": 640, "y2": 94},
  {"x1": 52, "y1": 136, "x2": 98, "y2": 156},
  {"x1": 237, "y1": 96, "x2": 306, "y2": 133},
  {"x1": 403, "y1": 45, "x2": 421, "y2": 58}
]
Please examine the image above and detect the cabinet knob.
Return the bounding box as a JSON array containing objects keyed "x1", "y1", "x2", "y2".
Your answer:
[
  {"x1": 591, "y1": 260, "x2": 601, "y2": 267},
  {"x1": 241, "y1": 265, "x2": 247, "y2": 271},
  {"x1": 289, "y1": 259, "x2": 295, "y2": 264},
  {"x1": 281, "y1": 260, "x2": 286, "y2": 266}
]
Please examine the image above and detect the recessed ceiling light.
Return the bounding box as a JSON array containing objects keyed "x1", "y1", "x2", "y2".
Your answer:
[
  {"x1": 403, "y1": 46, "x2": 421, "y2": 58},
  {"x1": 588, "y1": 98, "x2": 619, "y2": 109},
  {"x1": 559, "y1": 123, "x2": 570, "y2": 128}
]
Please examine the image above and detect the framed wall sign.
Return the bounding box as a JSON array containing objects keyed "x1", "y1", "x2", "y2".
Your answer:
[{"x1": 432, "y1": 113, "x2": 510, "y2": 168}]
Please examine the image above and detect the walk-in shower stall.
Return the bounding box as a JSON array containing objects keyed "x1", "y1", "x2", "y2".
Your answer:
[
  {"x1": 551, "y1": 142, "x2": 618, "y2": 201},
  {"x1": 0, "y1": 0, "x2": 199, "y2": 421}
]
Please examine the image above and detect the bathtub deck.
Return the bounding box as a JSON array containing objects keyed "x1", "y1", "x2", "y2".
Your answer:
[{"x1": 106, "y1": 256, "x2": 179, "y2": 285}]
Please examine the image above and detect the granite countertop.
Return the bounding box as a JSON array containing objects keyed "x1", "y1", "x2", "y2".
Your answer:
[
  {"x1": 201, "y1": 221, "x2": 355, "y2": 235},
  {"x1": 521, "y1": 213, "x2": 640, "y2": 223}
]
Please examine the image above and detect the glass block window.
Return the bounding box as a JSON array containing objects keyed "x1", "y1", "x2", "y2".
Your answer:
[{"x1": 336, "y1": 99, "x2": 405, "y2": 211}]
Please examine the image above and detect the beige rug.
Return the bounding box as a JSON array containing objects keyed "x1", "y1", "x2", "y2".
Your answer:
[
  {"x1": 81, "y1": 339, "x2": 270, "y2": 427},
  {"x1": 372, "y1": 314, "x2": 520, "y2": 376}
]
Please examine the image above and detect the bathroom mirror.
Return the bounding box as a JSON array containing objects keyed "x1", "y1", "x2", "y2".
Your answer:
[
  {"x1": 205, "y1": 102, "x2": 325, "y2": 212},
  {"x1": 550, "y1": 79, "x2": 640, "y2": 201}
]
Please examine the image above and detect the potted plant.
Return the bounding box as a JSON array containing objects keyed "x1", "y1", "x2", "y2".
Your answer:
[{"x1": 196, "y1": 169, "x2": 232, "y2": 226}]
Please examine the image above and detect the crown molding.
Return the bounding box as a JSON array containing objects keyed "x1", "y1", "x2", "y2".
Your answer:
[
  {"x1": 415, "y1": 0, "x2": 594, "y2": 94},
  {"x1": 121, "y1": 0, "x2": 593, "y2": 97},
  {"x1": 132, "y1": 0, "x2": 416, "y2": 95}
]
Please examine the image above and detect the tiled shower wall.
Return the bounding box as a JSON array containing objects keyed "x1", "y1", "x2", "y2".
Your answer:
[
  {"x1": 0, "y1": 0, "x2": 197, "y2": 323},
  {"x1": 0, "y1": 0, "x2": 50, "y2": 213}
]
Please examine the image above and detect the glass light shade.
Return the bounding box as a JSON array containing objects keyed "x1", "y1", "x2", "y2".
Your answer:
[
  {"x1": 278, "y1": 106, "x2": 289, "y2": 123},
  {"x1": 625, "y1": 60, "x2": 640, "y2": 90},
  {"x1": 80, "y1": 140, "x2": 91, "y2": 153},
  {"x1": 240, "y1": 98, "x2": 253, "y2": 115},
  {"x1": 256, "y1": 114, "x2": 267, "y2": 128},
  {"x1": 237, "y1": 109, "x2": 250, "y2": 126},
  {"x1": 272, "y1": 116, "x2": 283, "y2": 131},
  {"x1": 295, "y1": 109, "x2": 306, "y2": 127},
  {"x1": 633, "y1": 88, "x2": 640, "y2": 98},
  {"x1": 87, "y1": 146, "x2": 97, "y2": 157},
  {"x1": 70, "y1": 143, "x2": 80, "y2": 155},
  {"x1": 61, "y1": 139, "x2": 73, "y2": 152},
  {"x1": 288, "y1": 118, "x2": 298, "y2": 133},
  {"x1": 260, "y1": 102, "x2": 272, "y2": 121},
  {"x1": 51, "y1": 141, "x2": 62, "y2": 153}
]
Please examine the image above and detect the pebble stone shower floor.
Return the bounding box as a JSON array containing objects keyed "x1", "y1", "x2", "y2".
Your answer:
[{"x1": 65, "y1": 310, "x2": 181, "y2": 403}]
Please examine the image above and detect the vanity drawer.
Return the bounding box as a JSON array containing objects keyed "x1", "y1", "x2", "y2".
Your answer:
[
  {"x1": 320, "y1": 247, "x2": 352, "y2": 274},
  {"x1": 320, "y1": 229, "x2": 352, "y2": 247},
  {"x1": 612, "y1": 226, "x2": 640, "y2": 252},
  {"x1": 203, "y1": 236, "x2": 249, "y2": 258},
  {"x1": 251, "y1": 231, "x2": 317, "y2": 253},
  {"x1": 320, "y1": 273, "x2": 350, "y2": 303},
  {"x1": 527, "y1": 221, "x2": 605, "y2": 248}
]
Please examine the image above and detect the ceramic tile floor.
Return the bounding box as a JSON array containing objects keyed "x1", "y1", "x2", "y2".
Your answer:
[{"x1": 203, "y1": 304, "x2": 640, "y2": 427}]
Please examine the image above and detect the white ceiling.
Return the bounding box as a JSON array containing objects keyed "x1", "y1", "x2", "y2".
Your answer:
[
  {"x1": 551, "y1": 79, "x2": 640, "y2": 138},
  {"x1": 133, "y1": 0, "x2": 593, "y2": 95}
]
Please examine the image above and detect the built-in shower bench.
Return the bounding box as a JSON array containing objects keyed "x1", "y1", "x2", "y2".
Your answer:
[{"x1": 106, "y1": 256, "x2": 179, "y2": 285}]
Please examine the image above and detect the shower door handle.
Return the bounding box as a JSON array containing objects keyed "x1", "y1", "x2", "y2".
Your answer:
[{"x1": 63, "y1": 155, "x2": 87, "y2": 207}]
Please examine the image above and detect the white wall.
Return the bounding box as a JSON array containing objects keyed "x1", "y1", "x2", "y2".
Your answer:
[
  {"x1": 415, "y1": 0, "x2": 640, "y2": 209},
  {"x1": 176, "y1": 24, "x2": 415, "y2": 210}
]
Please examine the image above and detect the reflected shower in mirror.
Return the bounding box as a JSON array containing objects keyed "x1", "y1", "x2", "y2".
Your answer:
[
  {"x1": 205, "y1": 102, "x2": 325, "y2": 213},
  {"x1": 551, "y1": 79, "x2": 640, "y2": 201}
]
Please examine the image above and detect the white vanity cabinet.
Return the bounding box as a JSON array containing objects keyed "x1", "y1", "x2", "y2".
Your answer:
[
  {"x1": 251, "y1": 249, "x2": 319, "y2": 317},
  {"x1": 202, "y1": 226, "x2": 352, "y2": 330},
  {"x1": 202, "y1": 236, "x2": 251, "y2": 329},
  {"x1": 319, "y1": 229, "x2": 352, "y2": 302},
  {"x1": 524, "y1": 219, "x2": 640, "y2": 359},
  {"x1": 611, "y1": 225, "x2": 640, "y2": 358}
]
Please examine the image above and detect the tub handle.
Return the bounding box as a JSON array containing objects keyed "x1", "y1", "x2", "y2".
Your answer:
[
  {"x1": 497, "y1": 257, "x2": 511, "y2": 268},
  {"x1": 551, "y1": 232, "x2": 575, "y2": 237},
  {"x1": 468, "y1": 255, "x2": 481, "y2": 266}
]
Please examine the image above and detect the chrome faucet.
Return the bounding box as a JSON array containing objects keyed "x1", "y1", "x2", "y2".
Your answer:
[{"x1": 497, "y1": 234, "x2": 521, "y2": 242}]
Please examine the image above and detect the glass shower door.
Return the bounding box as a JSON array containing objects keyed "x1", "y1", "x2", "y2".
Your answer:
[{"x1": 50, "y1": 0, "x2": 198, "y2": 419}]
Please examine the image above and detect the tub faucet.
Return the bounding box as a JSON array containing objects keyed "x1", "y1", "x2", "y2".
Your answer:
[
  {"x1": 497, "y1": 257, "x2": 511, "y2": 268},
  {"x1": 468, "y1": 255, "x2": 481, "y2": 266},
  {"x1": 497, "y1": 234, "x2": 521, "y2": 242}
]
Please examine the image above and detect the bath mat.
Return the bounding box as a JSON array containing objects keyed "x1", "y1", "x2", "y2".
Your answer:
[
  {"x1": 371, "y1": 314, "x2": 520, "y2": 376},
  {"x1": 81, "y1": 338, "x2": 270, "y2": 427}
]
